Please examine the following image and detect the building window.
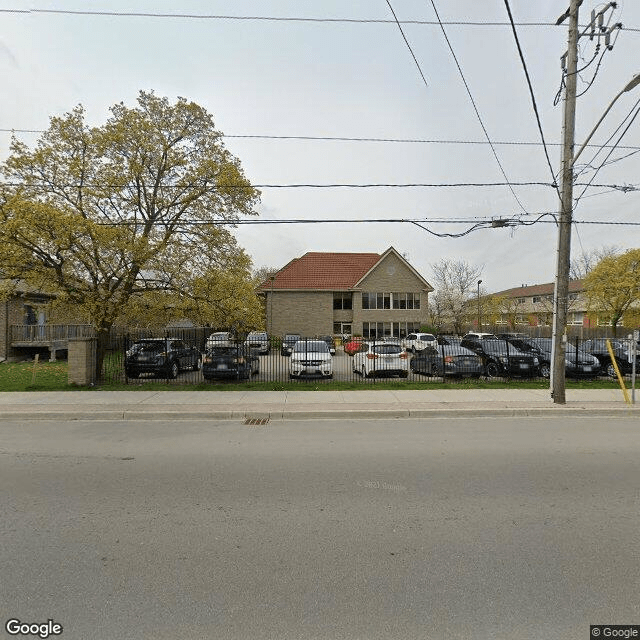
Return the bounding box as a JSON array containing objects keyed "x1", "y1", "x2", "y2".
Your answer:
[
  {"x1": 532, "y1": 296, "x2": 541, "y2": 303},
  {"x1": 568, "y1": 312, "x2": 584, "y2": 326},
  {"x1": 362, "y1": 292, "x2": 420, "y2": 310},
  {"x1": 333, "y1": 293, "x2": 353, "y2": 310},
  {"x1": 516, "y1": 297, "x2": 526, "y2": 304},
  {"x1": 362, "y1": 322, "x2": 421, "y2": 339}
]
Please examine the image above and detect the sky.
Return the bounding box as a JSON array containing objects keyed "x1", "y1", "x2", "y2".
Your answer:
[{"x1": 1, "y1": 1, "x2": 639, "y2": 295}]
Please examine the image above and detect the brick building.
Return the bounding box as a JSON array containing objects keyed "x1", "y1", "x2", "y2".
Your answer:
[{"x1": 258, "y1": 247, "x2": 433, "y2": 338}]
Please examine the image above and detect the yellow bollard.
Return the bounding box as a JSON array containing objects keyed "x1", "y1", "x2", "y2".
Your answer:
[{"x1": 606, "y1": 339, "x2": 631, "y2": 405}]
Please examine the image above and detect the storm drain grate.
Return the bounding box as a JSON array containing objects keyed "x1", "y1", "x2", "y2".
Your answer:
[{"x1": 244, "y1": 417, "x2": 270, "y2": 426}]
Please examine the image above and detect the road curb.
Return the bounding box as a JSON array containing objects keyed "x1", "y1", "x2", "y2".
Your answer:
[{"x1": 0, "y1": 406, "x2": 637, "y2": 421}]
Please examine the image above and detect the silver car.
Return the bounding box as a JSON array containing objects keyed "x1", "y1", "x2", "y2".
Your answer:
[{"x1": 244, "y1": 331, "x2": 271, "y2": 354}]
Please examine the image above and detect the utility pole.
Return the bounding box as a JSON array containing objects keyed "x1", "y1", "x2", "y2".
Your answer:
[{"x1": 551, "y1": 0, "x2": 580, "y2": 404}]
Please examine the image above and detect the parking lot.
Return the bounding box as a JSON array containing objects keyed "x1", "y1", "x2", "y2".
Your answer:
[{"x1": 114, "y1": 343, "x2": 635, "y2": 386}]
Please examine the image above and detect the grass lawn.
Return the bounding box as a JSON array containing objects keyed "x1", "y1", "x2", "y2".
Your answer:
[
  {"x1": 0, "y1": 360, "x2": 631, "y2": 392},
  {"x1": 0, "y1": 360, "x2": 82, "y2": 392}
]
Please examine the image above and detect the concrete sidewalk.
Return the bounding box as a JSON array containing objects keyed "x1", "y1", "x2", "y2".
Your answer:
[{"x1": 0, "y1": 388, "x2": 637, "y2": 421}]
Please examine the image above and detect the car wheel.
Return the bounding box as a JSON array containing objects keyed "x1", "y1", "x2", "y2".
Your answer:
[
  {"x1": 606, "y1": 362, "x2": 617, "y2": 377},
  {"x1": 486, "y1": 362, "x2": 500, "y2": 378},
  {"x1": 167, "y1": 361, "x2": 179, "y2": 379},
  {"x1": 539, "y1": 362, "x2": 551, "y2": 378}
]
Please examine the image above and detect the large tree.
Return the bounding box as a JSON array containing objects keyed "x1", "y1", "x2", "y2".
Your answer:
[
  {"x1": 583, "y1": 248, "x2": 640, "y2": 335},
  {"x1": 429, "y1": 259, "x2": 483, "y2": 335},
  {"x1": 0, "y1": 91, "x2": 261, "y2": 374}
]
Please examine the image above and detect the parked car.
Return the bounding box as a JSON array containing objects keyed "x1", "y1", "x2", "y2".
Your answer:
[
  {"x1": 461, "y1": 332, "x2": 499, "y2": 342},
  {"x1": 460, "y1": 336, "x2": 539, "y2": 377},
  {"x1": 244, "y1": 331, "x2": 271, "y2": 354},
  {"x1": 202, "y1": 345, "x2": 259, "y2": 380},
  {"x1": 289, "y1": 339, "x2": 333, "y2": 379},
  {"x1": 205, "y1": 331, "x2": 235, "y2": 349},
  {"x1": 528, "y1": 337, "x2": 600, "y2": 378},
  {"x1": 281, "y1": 334, "x2": 301, "y2": 357},
  {"x1": 352, "y1": 341, "x2": 409, "y2": 378},
  {"x1": 317, "y1": 335, "x2": 336, "y2": 355},
  {"x1": 343, "y1": 336, "x2": 365, "y2": 356},
  {"x1": 401, "y1": 333, "x2": 437, "y2": 353},
  {"x1": 125, "y1": 338, "x2": 201, "y2": 379},
  {"x1": 410, "y1": 344, "x2": 483, "y2": 378},
  {"x1": 580, "y1": 338, "x2": 632, "y2": 377}
]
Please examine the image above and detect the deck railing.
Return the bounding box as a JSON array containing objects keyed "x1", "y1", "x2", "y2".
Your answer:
[{"x1": 10, "y1": 324, "x2": 95, "y2": 343}]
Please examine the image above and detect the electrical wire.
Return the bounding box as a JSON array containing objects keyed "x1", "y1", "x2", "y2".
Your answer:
[
  {"x1": 503, "y1": 0, "x2": 560, "y2": 196},
  {"x1": 384, "y1": 0, "x2": 429, "y2": 89},
  {"x1": 0, "y1": 9, "x2": 637, "y2": 31},
  {"x1": 573, "y1": 101, "x2": 640, "y2": 209},
  {"x1": 1, "y1": 180, "x2": 637, "y2": 190},
  {"x1": 429, "y1": 0, "x2": 528, "y2": 214},
  {"x1": 2, "y1": 128, "x2": 639, "y2": 152}
]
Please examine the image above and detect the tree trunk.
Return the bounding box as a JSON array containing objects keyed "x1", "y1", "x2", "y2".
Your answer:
[{"x1": 95, "y1": 324, "x2": 112, "y2": 382}]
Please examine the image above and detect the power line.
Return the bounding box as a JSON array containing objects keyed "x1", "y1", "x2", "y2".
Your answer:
[
  {"x1": 503, "y1": 0, "x2": 560, "y2": 196},
  {"x1": 429, "y1": 0, "x2": 528, "y2": 214},
  {"x1": 573, "y1": 100, "x2": 640, "y2": 209},
  {"x1": 384, "y1": 0, "x2": 429, "y2": 89},
  {"x1": 1, "y1": 180, "x2": 636, "y2": 190},
  {"x1": 0, "y1": 9, "x2": 637, "y2": 31},
  {"x1": 2, "y1": 128, "x2": 639, "y2": 151}
]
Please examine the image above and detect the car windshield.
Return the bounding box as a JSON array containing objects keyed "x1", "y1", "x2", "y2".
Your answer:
[
  {"x1": 248, "y1": 333, "x2": 267, "y2": 339},
  {"x1": 509, "y1": 338, "x2": 536, "y2": 351},
  {"x1": 209, "y1": 347, "x2": 242, "y2": 356},
  {"x1": 285, "y1": 335, "x2": 300, "y2": 342},
  {"x1": 132, "y1": 341, "x2": 166, "y2": 353},
  {"x1": 483, "y1": 341, "x2": 514, "y2": 354},
  {"x1": 373, "y1": 344, "x2": 403, "y2": 355},
  {"x1": 292, "y1": 341, "x2": 328, "y2": 353},
  {"x1": 418, "y1": 334, "x2": 435, "y2": 341}
]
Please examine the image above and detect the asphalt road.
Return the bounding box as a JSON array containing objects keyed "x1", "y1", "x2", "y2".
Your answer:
[{"x1": 2, "y1": 416, "x2": 639, "y2": 639}]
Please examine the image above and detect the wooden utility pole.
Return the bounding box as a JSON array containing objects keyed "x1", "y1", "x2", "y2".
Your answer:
[{"x1": 551, "y1": 0, "x2": 580, "y2": 404}]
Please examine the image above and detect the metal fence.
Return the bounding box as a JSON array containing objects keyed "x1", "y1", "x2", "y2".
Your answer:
[{"x1": 98, "y1": 328, "x2": 638, "y2": 386}]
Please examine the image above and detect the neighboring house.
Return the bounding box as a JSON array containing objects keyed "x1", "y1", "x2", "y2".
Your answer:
[
  {"x1": 490, "y1": 280, "x2": 587, "y2": 328},
  {"x1": 0, "y1": 283, "x2": 53, "y2": 361},
  {"x1": 0, "y1": 281, "x2": 91, "y2": 362},
  {"x1": 258, "y1": 247, "x2": 433, "y2": 339}
]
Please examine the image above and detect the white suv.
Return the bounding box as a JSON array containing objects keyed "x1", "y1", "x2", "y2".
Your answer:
[
  {"x1": 401, "y1": 333, "x2": 437, "y2": 353},
  {"x1": 289, "y1": 339, "x2": 333, "y2": 379},
  {"x1": 205, "y1": 331, "x2": 235, "y2": 349}
]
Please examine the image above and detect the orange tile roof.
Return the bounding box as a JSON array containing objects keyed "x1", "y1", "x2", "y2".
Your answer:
[{"x1": 258, "y1": 252, "x2": 382, "y2": 290}]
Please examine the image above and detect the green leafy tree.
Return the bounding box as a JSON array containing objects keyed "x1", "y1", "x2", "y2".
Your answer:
[
  {"x1": 0, "y1": 91, "x2": 260, "y2": 375},
  {"x1": 583, "y1": 248, "x2": 640, "y2": 336}
]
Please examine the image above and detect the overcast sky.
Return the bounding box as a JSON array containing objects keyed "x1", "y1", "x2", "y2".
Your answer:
[{"x1": 1, "y1": 1, "x2": 639, "y2": 294}]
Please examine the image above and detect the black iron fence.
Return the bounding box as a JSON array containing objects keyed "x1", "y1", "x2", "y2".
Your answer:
[{"x1": 98, "y1": 328, "x2": 638, "y2": 386}]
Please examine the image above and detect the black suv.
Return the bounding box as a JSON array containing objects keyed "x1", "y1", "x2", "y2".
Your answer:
[
  {"x1": 581, "y1": 338, "x2": 632, "y2": 377},
  {"x1": 125, "y1": 338, "x2": 201, "y2": 379},
  {"x1": 460, "y1": 335, "x2": 539, "y2": 378},
  {"x1": 281, "y1": 334, "x2": 301, "y2": 357}
]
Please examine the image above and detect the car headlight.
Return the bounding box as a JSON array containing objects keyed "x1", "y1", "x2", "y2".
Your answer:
[{"x1": 499, "y1": 356, "x2": 509, "y2": 364}]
